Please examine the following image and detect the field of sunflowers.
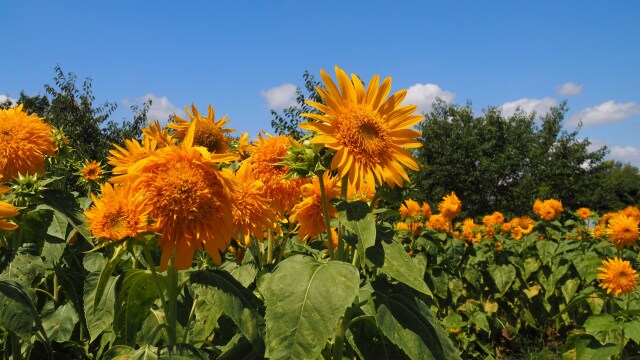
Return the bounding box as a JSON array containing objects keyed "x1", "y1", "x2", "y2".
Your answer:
[{"x1": 1, "y1": 66, "x2": 640, "y2": 359}]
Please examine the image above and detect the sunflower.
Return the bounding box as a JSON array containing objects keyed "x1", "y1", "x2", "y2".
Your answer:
[
  {"x1": 289, "y1": 171, "x2": 341, "y2": 241},
  {"x1": 0, "y1": 178, "x2": 19, "y2": 231},
  {"x1": 483, "y1": 211, "x2": 505, "y2": 227},
  {"x1": 231, "y1": 161, "x2": 277, "y2": 245},
  {"x1": 81, "y1": 161, "x2": 103, "y2": 182},
  {"x1": 576, "y1": 207, "x2": 591, "y2": 220},
  {"x1": 0, "y1": 104, "x2": 55, "y2": 179},
  {"x1": 621, "y1": 206, "x2": 640, "y2": 222},
  {"x1": 235, "y1": 132, "x2": 251, "y2": 159},
  {"x1": 606, "y1": 214, "x2": 639, "y2": 249},
  {"x1": 438, "y1": 192, "x2": 462, "y2": 220},
  {"x1": 300, "y1": 66, "x2": 423, "y2": 189},
  {"x1": 509, "y1": 216, "x2": 535, "y2": 240},
  {"x1": 248, "y1": 132, "x2": 309, "y2": 215},
  {"x1": 142, "y1": 119, "x2": 175, "y2": 148},
  {"x1": 597, "y1": 257, "x2": 638, "y2": 296},
  {"x1": 399, "y1": 199, "x2": 421, "y2": 220},
  {"x1": 426, "y1": 214, "x2": 450, "y2": 232},
  {"x1": 84, "y1": 182, "x2": 150, "y2": 241},
  {"x1": 534, "y1": 199, "x2": 563, "y2": 221},
  {"x1": 461, "y1": 218, "x2": 481, "y2": 243},
  {"x1": 126, "y1": 123, "x2": 239, "y2": 270},
  {"x1": 108, "y1": 137, "x2": 158, "y2": 176},
  {"x1": 169, "y1": 104, "x2": 234, "y2": 154},
  {"x1": 346, "y1": 172, "x2": 377, "y2": 202}
]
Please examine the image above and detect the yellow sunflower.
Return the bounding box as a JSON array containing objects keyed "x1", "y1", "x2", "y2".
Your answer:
[
  {"x1": 576, "y1": 207, "x2": 591, "y2": 220},
  {"x1": 108, "y1": 137, "x2": 158, "y2": 177},
  {"x1": 621, "y1": 206, "x2": 640, "y2": 222},
  {"x1": 231, "y1": 161, "x2": 277, "y2": 245},
  {"x1": 399, "y1": 199, "x2": 421, "y2": 220},
  {"x1": 300, "y1": 66, "x2": 423, "y2": 189},
  {"x1": 289, "y1": 171, "x2": 341, "y2": 241},
  {"x1": 81, "y1": 161, "x2": 103, "y2": 182},
  {"x1": 126, "y1": 123, "x2": 239, "y2": 270},
  {"x1": 509, "y1": 216, "x2": 535, "y2": 240},
  {"x1": 0, "y1": 178, "x2": 19, "y2": 231},
  {"x1": 84, "y1": 182, "x2": 150, "y2": 242},
  {"x1": 142, "y1": 119, "x2": 176, "y2": 148},
  {"x1": 483, "y1": 211, "x2": 505, "y2": 227},
  {"x1": 0, "y1": 104, "x2": 55, "y2": 179},
  {"x1": 533, "y1": 199, "x2": 563, "y2": 221},
  {"x1": 606, "y1": 214, "x2": 639, "y2": 249},
  {"x1": 461, "y1": 218, "x2": 481, "y2": 243},
  {"x1": 438, "y1": 192, "x2": 462, "y2": 220},
  {"x1": 235, "y1": 132, "x2": 251, "y2": 159},
  {"x1": 426, "y1": 213, "x2": 451, "y2": 232},
  {"x1": 597, "y1": 257, "x2": 638, "y2": 296},
  {"x1": 248, "y1": 132, "x2": 309, "y2": 215},
  {"x1": 169, "y1": 104, "x2": 234, "y2": 154}
]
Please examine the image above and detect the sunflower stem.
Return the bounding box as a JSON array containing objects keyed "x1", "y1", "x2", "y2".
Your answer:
[
  {"x1": 267, "y1": 229, "x2": 274, "y2": 264},
  {"x1": 335, "y1": 176, "x2": 349, "y2": 262},
  {"x1": 166, "y1": 253, "x2": 179, "y2": 347},
  {"x1": 143, "y1": 245, "x2": 169, "y2": 317},
  {"x1": 317, "y1": 172, "x2": 335, "y2": 258}
]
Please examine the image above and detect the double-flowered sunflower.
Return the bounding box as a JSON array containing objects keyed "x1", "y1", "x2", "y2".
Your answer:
[
  {"x1": 301, "y1": 66, "x2": 423, "y2": 189},
  {"x1": 597, "y1": 257, "x2": 638, "y2": 296}
]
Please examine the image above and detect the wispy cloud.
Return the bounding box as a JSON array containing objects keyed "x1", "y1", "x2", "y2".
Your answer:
[
  {"x1": 500, "y1": 97, "x2": 557, "y2": 118},
  {"x1": 556, "y1": 82, "x2": 583, "y2": 96},
  {"x1": 405, "y1": 83, "x2": 455, "y2": 114},
  {"x1": 610, "y1": 145, "x2": 640, "y2": 164},
  {"x1": 569, "y1": 100, "x2": 640, "y2": 126},
  {"x1": 260, "y1": 83, "x2": 298, "y2": 109},
  {"x1": 123, "y1": 93, "x2": 184, "y2": 123}
]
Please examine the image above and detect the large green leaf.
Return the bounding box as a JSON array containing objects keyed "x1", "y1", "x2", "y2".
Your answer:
[
  {"x1": 367, "y1": 238, "x2": 432, "y2": 297},
  {"x1": 0, "y1": 250, "x2": 45, "y2": 287},
  {"x1": 258, "y1": 255, "x2": 359, "y2": 360},
  {"x1": 335, "y1": 200, "x2": 376, "y2": 268},
  {"x1": 584, "y1": 314, "x2": 618, "y2": 333},
  {"x1": 94, "y1": 244, "x2": 126, "y2": 310},
  {"x1": 190, "y1": 270, "x2": 264, "y2": 352},
  {"x1": 536, "y1": 240, "x2": 558, "y2": 264},
  {"x1": 114, "y1": 269, "x2": 163, "y2": 342},
  {"x1": 563, "y1": 333, "x2": 618, "y2": 360},
  {"x1": 84, "y1": 271, "x2": 117, "y2": 342},
  {"x1": 371, "y1": 283, "x2": 460, "y2": 360},
  {"x1": 489, "y1": 264, "x2": 516, "y2": 295},
  {"x1": 42, "y1": 301, "x2": 79, "y2": 341},
  {"x1": 0, "y1": 279, "x2": 48, "y2": 341}
]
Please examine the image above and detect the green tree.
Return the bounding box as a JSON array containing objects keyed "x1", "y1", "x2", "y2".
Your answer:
[
  {"x1": 411, "y1": 99, "x2": 610, "y2": 217},
  {"x1": 270, "y1": 70, "x2": 323, "y2": 139}
]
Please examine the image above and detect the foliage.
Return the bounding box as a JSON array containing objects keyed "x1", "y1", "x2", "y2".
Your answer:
[
  {"x1": 411, "y1": 100, "x2": 615, "y2": 218},
  {"x1": 270, "y1": 70, "x2": 323, "y2": 140}
]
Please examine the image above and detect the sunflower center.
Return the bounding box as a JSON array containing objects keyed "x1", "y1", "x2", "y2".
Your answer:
[
  {"x1": 195, "y1": 121, "x2": 228, "y2": 153},
  {"x1": 338, "y1": 108, "x2": 389, "y2": 161},
  {"x1": 151, "y1": 162, "x2": 223, "y2": 222},
  {"x1": 107, "y1": 212, "x2": 128, "y2": 235}
]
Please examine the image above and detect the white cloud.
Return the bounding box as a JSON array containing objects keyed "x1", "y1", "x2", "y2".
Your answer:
[
  {"x1": 260, "y1": 83, "x2": 298, "y2": 109},
  {"x1": 556, "y1": 82, "x2": 583, "y2": 96},
  {"x1": 500, "y1": 97, "x2": 557, "y2": 118},
  {"x1": 405, "y1": 83, "x2": 455, "y2": 114},
  {"x1": 611, "y1": 146, "x2": 640, "y2": 162},
  {"x1": 569, "y1": 100, "x2": 640, "y2": 126},
  {"x1": 0, "y1": 95, "x2": 17, "y2": 106},
  {"x1": 123, "y1": 93, "x2": 184, "y2": 123}
]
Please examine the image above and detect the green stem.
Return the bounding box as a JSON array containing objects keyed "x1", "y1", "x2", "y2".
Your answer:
[
  {"x1": 182, "y1": 294, "x2": 198, "y2": 344},
  {"x1": 267, "y1": 229, "x2": 274, "y2": 264},
  {"x1": 166, "y1": 254, "x2": 179, "y2": 346},
  {"x1": 317, "y1": 173, "x2": 335, "y2": 258},
  {"x1": 351, "y1": 249, "x2": 359, "y2": 268},
  {"x1": 10, "y1": 332, "x2": 21, "y2": 360},
  {"x1": 332, "y1": 316, "x2": 346, "y2": 360},
  {"x1": 335, "y1": 176, "x2": 349, "y2": 262},
  {"x1": 143, "y1": 245, "x2": 169, "y2": 314},
  {"x1": 53, "y1": 272, "x2": 59, "y2": 303}
]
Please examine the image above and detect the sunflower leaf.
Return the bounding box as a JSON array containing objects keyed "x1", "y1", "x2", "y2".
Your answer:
[
  {"x1": 335, "y1": 200, "x2": 376, "y2": 269},
  {"x1": 258, "y1": 255, "x2": 359, "y2": 360}
]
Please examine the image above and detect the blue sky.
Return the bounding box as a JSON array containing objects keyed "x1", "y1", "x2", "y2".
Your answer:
[{"x1": 2, "y1": 1, "x2": 639, "y2": 166}]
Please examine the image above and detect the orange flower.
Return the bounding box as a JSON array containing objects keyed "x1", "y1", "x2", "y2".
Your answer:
[
  {"x1": 576, "y1": 207, "x2": 591, "y2": 220},
  {"x1": 125, "y1": 123, "x2": 239, "y2": 270},
  {"x1": 461, "y1": 218, "x2": 481, "y2": 243},
  {"x1": 248, "y1": 133, "x2": 309, "y2": 215},
  {"x1": 400, "y1": 199, "x2": 421, "y2": 220},
  {"x1": 0, "y1": 104, "x2": 55, "y2": 179},
  {"x1": 108, "y1": 137, "x2": 158, "y2": 176},
  {"x1": 300, "y1": 66, "x2": 422, "y2": 189},
  {"x1": 509, "y1": 216, "x2": 535, "y2": 240},
  {"x1": 426, "y1": 214, "x2": 451, "y2": 232},
  {"x1": 84, "y1": 183, "x2": 150, "y2": 241},
  {"x1": 533, "y1": 199, "x2": 563, "y2": 221},
  {"x1": 597, "y1": 257, "x2": 638, "y2": 296},
  {"x1": 169, "y1": 104, "x2": 235, "y2": 154},
  {"x1": 0, "y1": 178, "x2": 19, "y2": 231},
  {"x1": 81, "y1": 161, "x2": 103, "y2": 181},
  {"x1": 142, "y1": 119, "x2": 175, "y2": 148},
  {"x1": 606, "y1": 214, "x2": 639, "y2": 249},
  {"x1": 438, "y1": 192, "x2": 462, "y2": 220},
  {"x1": 231, "y1": 161, "x2": 277, "y2": 245},
  {"x1": 289, "y1": 172, "x2": 341, "y2": 241},
  {"x1": 620, "y1": 206, "x2": 640, "y2": 222}
]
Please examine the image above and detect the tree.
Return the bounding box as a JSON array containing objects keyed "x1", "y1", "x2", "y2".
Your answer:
[
  {"x1": 270, "y1": 70, "x2": 323, "y2": 139},
  {"x1": 411, "y1": 99, "x2": 611, "y2": 217}
]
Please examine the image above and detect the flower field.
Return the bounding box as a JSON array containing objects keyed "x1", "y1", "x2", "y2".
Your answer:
[{"x1": 1, "y1": 66, "x2": 640, "y2": 359}]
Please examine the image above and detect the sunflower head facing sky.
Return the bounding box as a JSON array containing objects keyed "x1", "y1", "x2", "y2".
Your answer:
[
  {"x1": 0, "y1": 104, "x2": 55, "y2": 179},
  {"x1": 300, "y1": 66, "x2": 423, "y2": 189},
  {"x1": 597, "y1": 257, "x2": 638, "y2": 296},
  {"x1": 169, "y1": 104, "x2": 235, "y2": 154}
]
